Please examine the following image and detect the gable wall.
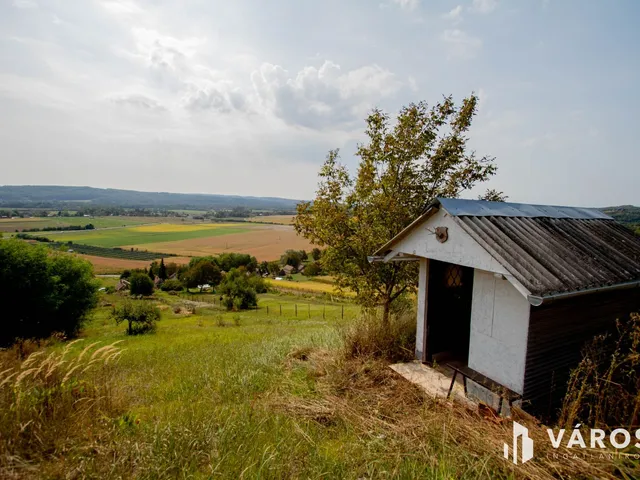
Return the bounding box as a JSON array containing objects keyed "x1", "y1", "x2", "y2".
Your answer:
[{"x1": 392, "y1": 209, "x2": 509, "y2": 275}]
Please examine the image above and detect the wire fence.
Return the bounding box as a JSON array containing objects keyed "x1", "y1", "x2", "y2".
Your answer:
[{"x1": 176, "y1": 292, "x2": 353, "y2": 319}]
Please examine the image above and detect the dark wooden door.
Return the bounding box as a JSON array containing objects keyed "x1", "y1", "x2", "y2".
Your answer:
[{"x1": 426, "y1": 260, "x2": 474, "y2": 362}]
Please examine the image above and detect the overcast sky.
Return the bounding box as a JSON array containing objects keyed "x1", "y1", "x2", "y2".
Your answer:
[{"x1": 1, "y1": 0, "x2": 638, "y2": 206}]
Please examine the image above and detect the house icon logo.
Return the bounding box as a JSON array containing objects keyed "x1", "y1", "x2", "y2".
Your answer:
[{"x1": 504, "y1": 421, "x2": 534, "y2": 464}]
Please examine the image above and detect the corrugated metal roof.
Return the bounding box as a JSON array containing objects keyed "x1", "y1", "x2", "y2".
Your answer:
[
  {"x1": 373, "y1": 198, "x2": 640, "y2": 298},
  {"x1": 438, "y1": 197, "x2": 612, "y2": 220},
  {"x1": 453, "y1": 214, "x2": 640, "y2": 297}
]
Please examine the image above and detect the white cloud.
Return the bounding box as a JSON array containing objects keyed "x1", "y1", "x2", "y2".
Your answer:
[
  {"x1": 391, "y1": 0, "x2": 419, "y2": 11},
  {"x1": 472, "y1": 0, "x2": 497, "y2": 14},
  {"x1": 443, "y1": 5, "x2": 463, "y2": 24},
  {"x1": 110, "y1": 93, "x2": 166, "y2": 111},
  {"x1": 440, "y1": 29, "x2": 482, "y2": 59},
  {"x1": 251, "y1": 60, "x2": 401, "y2": 129}
]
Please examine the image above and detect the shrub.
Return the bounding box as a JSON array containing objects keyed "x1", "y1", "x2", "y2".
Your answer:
[
  {"x1": 218, "y1": 268, "x2": 258, "y2": 310},
  {"x1": 304, "y1": 261, "x2": 323, "y2": 276},
  {"x1": 129, "y1": 272, "x2": 154, "y2": 296},
  {"x1": 560, "y1": 312, "x2": 640, "y2": 428},
  {"x1": 0, "y1": 239, "x2": 99, "y2": 346},
  {"x1": 160, "y1": 278, "x2": 183, "y2": 292},
  {"x1": 340, "y1": 311, "x2": 416, "y2": 363},
  {"x1": 111, "y1": 300, "x2": 161, "y2": 335}
]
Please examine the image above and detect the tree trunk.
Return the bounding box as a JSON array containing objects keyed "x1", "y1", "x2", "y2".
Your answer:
[
  {"x1": 382, "y1": 300, "x2": 390, "y2": 327},
  {"x1": 128, "y1": 320, "x2": 132, "y2": 335}
]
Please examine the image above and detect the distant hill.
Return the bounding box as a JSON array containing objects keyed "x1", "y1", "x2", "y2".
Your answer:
[
  {"x1": 600, "y1": 205, "x2": 640, "y2": 226},
  {"x1": 0, "y1": 185, "x2": 301, "y2": 211}
]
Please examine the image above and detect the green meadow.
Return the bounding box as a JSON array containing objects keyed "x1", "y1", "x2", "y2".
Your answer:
[{"x1": 43, "y1": 223, "x2": 253, "y2": 247}]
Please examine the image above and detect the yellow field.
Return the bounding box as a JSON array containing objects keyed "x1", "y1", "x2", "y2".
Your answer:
[
  {"x1": 248, "y1": 215, "x2": 295, "y2": 225},
  {"x1": 130, "y1": 223, "x2": 239, "y2": 233},
  {"x1": 266, "y1": 278, "x2": 353, "y2": 297}
]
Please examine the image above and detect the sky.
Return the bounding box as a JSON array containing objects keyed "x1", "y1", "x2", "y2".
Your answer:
[{"x1": 0, "y1": 0, "x2": 639, "y2": 206}]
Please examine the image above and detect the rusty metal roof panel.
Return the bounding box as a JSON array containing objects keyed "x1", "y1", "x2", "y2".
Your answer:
[
  {"x1": 438, "y1": 198, "x2": 612, "y2": 220},
  {"x1": 453, "y1": 214, "x2": 640, "y2": 297}
]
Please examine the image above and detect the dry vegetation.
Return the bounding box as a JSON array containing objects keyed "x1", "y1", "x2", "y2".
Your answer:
[
  {"x1": 130, "y1": 225, "x2": 314, "y2": 261},
  {"x1": 0, "y1": 340, "x2": 124, "y2": 478}
]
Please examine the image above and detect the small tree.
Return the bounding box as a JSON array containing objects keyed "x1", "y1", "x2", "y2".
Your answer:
[
  {"x1": 112, "y1": 300, "x2": 160, "y2": 335},
  {"x1": 130, "y1": 272, "x2": 154, "y2": 296},
  {"x1": 218, "y1": 268, "x2": 258, "y2": 310},
  {"x1": 182, "y1": 259, "x2": 222, "y2": 292},
  {"x1": 311, "y1": 248, "x2": 322, "y2": 261},
  {"x1": 280, "y1": 250, "x2": 304, "y2": 269},
  {"x1": 158, "y1": 258, "x2": 167, "y2": 280},
  {"x1": 267, "y1": 260, "x2": 281, "y2": 276},
  {"x1": 304, "y1": 262, "x2": 323, "y2": 276}
]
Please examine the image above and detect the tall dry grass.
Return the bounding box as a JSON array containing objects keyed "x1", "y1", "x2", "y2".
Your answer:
[
  {"x1": 0, "y1": 340, "x2": 124, "y2": 478},
  {"x1": 339, "y1": 311, "x2": 416, "y2": 363},
  {"x1": 561, "y1": 312, "x2": 640, "y2": 429}
]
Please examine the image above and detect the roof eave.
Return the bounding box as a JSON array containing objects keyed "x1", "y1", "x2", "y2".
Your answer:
[{"x1": 528, "y1": 279, "x2": 640, "y2": 306}]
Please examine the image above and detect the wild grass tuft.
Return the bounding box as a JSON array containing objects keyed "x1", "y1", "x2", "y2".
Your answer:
[
  {"x1": 339, "y1": 311, "x2": 416, "y2": 362},
  {"x1": 0, "y1": 340, "x2": 124, "y2": 477}
]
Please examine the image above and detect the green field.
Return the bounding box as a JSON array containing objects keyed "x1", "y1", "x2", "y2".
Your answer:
[
  {"x1": 0, "y1": 216, "x2": 166, "y2": 233},
  {"x1": 44, "y1": 223, "x2": 252, "y2": 248}
]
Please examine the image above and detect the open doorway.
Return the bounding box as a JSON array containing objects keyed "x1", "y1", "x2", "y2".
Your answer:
[{"x1": 425, "y1": 260, "x2": 474, "y2": 364}]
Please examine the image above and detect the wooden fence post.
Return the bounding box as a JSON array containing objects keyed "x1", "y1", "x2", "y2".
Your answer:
[{"x1": 295, "y1": 304, "x2": 298, "y2": 317}]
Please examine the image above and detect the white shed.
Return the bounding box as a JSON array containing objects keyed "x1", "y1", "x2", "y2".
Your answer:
[{"x1": 371, "y1": 198, "x2": 640, "y2": 416}]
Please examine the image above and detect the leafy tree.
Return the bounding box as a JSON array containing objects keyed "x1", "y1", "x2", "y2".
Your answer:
[
  {"x1": 182, "y1": 259, "x2": 222, "y2": 292},
  {"x1": 479, "y1": 189, "x2": 508, "y2": 202},
  {"x1": 111, "y1": 300, "x2": 160, "y2": 335},
  {"x1": 267, "y1": 260, "x2": 281, "y2": 276},
  {"x1": 311, "y1": 247, "x2": 322, "y2": 261},
  {"x1": 130, "y1": 272, "x2": 155, "y2": 296},
  {"x1": 295, "y1": 94, "x2": 500, "y2": 324},
  {"x1": 259, "y1": 260, "x2": 269, "y2": 275},
  {"x1": 280, "y1": 250, "x2": 304, "y2": 269},
  {"x1": 218, "y1": 268, "x2": 259, "y2": 310},
  {"x1": 0, "y1": 239, "x2": 99, "y2": 345},
  {"x1": 304, "y1": 261, "x2": 323, "y2": 276}
]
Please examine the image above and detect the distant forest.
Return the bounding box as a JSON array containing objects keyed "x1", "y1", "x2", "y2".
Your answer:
[{"x1": 0, "y1": 186, "x2": 301, "y2": 211}]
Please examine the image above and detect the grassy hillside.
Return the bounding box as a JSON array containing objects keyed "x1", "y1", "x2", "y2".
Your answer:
[
  {"x1": 601, "y1": 205, "x2": 640, "y2": 232},
  {"x1": 1, "y1": 287, "x2": 633, "y2": 478}
]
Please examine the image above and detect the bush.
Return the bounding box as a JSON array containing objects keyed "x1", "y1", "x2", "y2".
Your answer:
[
  {"x1": 218, "y1": 268, "x2": 258, "y2": 310},
  {"x1": 111, "y1": 300, "x2": 161, "y2": 335},
  {"x1": 560, "y1": 312, "x2": 640, "y2": 428},
  {"x1": 304, "y1": 261, "x2": 323, "y2": 276},
  {"x1": 340, "y1": 312, "x2": 416, "y2": 363},
  {"x1": 129, "y1": 272, "x2": 154, "y2": 296},
  {"x1": 0, "y1": 239, "x2": 99, "y2": 346},
  {"x1": 160, "y1": 278, "x2": 183, "y2": 292}
]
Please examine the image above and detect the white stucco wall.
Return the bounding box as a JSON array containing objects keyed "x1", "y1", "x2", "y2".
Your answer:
[
  {"x1": 415, "y1": 258, "x2": 428, "y2": 360},
  {"x1": 467, "y1": 270, "x2": 530, "y2": 394}
]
